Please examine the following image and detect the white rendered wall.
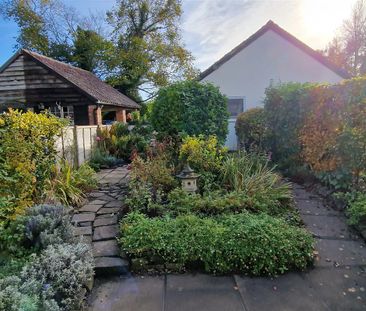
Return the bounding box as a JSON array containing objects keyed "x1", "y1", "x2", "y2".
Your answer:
[{"x1": 202, "y1": 30, "x2": 345, "y2": 149}]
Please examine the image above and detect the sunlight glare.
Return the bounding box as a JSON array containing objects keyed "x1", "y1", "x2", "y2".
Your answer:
[{"x1": 301, "y1": 0, "x2": 356, "y2": 39}]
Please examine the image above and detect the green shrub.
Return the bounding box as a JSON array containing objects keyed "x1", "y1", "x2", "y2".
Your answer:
[
  {"x1": 0, "y1": 110, "x2": 65, "y2": 225},
  {"x1": 0, "y1": 276, "x2": 41, "y2": 311},
  {"x1": 347, "y1": 192, "x2": 366, "y2": 229},
  {"x1": 89, "y1": 148, "x2": 120, "y2": 170},
  {"x1": 151, "y1": 81, "x2": 229, "y2": 144},
  {"x1": 46, "y1": 161, "x2": 97, "y2": 207},
  {"x1": 165, "y1": 188, "x2": 299, "y2": 223},
  {"x1": 264, "y1": 82, "x2": 315, "y2": 172},
  {"x1": 235, "y1": 107, "x2": 266, "y2": 151},
  {"x1": 2, "y1": 204, "x2": 74, "y2": 256},
  {"x1": 21, "y1": 242, "x2": 94, "y2": 311},
  {"x1": 120, "y1": 212, "x2": 314, "y2": 275}
]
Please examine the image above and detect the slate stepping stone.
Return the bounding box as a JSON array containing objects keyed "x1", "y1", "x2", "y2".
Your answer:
[
  {"x1": 89, "y1": 192, "x2": 104, "y2": 198},
  {"x1": 79, "y1": 204, "x2": 103, "y2": 213},
  {"x1": 72, "y1": 213, "x2": 95, "y2": 224},
  {"x1": 94, "y1": 257, "x2": 129, "y2": 276},
  {"x1": 93, "y1": 225, "x2": 119, "y2": 241},
  {"x1": 89, "y1": 199, "x2": 107, "y2": 205},
  {"x1": 99, "y1": 195, "x2": 115, "y2": 202},
  {"x1": 105, "y1": 201, "x2": 123, "y2": 208},
  {"x1": 74, "y1": 226, "x2": 92, "y2": 236},
  {"x1": 94, "y1": 215, "x2": 118, "y2": 227},
  {"x1": 97, "y1": 208, "x2": 120, "y2": 215},
  {"x1": 93, "y1": 240, "x2": 119, "y2": 257},
  {"x1": 79, "y1": 221, "x2": 93, "y2": 227}
]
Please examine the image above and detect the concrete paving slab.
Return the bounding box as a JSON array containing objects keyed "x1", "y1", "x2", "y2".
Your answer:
[
  {"x1": 165, "y1": 274, "x2": 245, "y2": 311},
  {"x1": 315, "y1": 238, "x2": 366, "y2": 267},
  {"x1": 234, "y1": 273, "x2": 330, "y2": 311},
  {"x1": 301, "y1": 214, "x2": 351, "y2": 239},
  {"x1": 88, "y1": 276, "x2": 164, "y2": 311},
  {"x1": 303, "y1": 267, "x2": 366, "y2": 311},
  {"x1": 295, "y1": 199, "x2": 340, "y2": 216}
]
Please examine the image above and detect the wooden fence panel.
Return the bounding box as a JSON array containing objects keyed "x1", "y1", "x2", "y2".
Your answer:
[{"x1": 57, "y1": 125, "x2": 104, "y2": 166}]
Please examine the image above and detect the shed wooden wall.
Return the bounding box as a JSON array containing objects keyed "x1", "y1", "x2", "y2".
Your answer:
[{"x1": 0, "y1": 54, "x2": 89, "y2": 109}]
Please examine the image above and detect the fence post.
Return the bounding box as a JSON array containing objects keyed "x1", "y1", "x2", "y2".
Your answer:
[{"x1": 73, "y1": 125, "x2": 79, "y2": 167}]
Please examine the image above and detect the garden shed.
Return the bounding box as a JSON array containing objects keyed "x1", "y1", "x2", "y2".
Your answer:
[{"x1": 0, "y1": 49, "x2": 139, "y2": 125}]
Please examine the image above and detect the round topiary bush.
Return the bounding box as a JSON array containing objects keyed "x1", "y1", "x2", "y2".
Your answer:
[
  {"x1": 235, "y1": 107, "x2": 266, "y2": 150},
  {"x1": 150, "y1": 81, "x2": 229, "y2": 144}
]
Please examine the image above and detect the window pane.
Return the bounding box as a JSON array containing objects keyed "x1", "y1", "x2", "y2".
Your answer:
[{"x1": 228, "y1": 98, "x2": 244, "y2": 117}]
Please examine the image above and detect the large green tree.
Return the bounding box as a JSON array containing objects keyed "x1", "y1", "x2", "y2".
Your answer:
[
  {"x1": 105, "y1": 0, "x2": 198, "y2": 101},
  {"x1": 2, "y1": 0, "x2": 197, "y2": 101}
]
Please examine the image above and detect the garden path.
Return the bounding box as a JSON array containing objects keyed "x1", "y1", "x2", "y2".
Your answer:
[
  {"x1": 87, "y1": 177, "x2": 366, "y2": 311},
  {"x1": 72, "y1": 166, "x2": 130, "y2": 276}
]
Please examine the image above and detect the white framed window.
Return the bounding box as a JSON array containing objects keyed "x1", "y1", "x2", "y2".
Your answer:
[
  {"x1": 49, "y1": 104, "x2": 74, "y2": 123},
  {"x1": 227, "y1": 96, "x2": 246, "y2": 118}
]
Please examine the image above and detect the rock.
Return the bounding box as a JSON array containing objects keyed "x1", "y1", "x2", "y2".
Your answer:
[
  {"x1": 94, "y1": 215, "x2": 118, "y2": 227},
  {"x1": 85, "y1": 275, "x2": 94, "y2": 292},
  {"x1": 105, "y1": 201, "x2": 123, "y2": 208},
  {"x1": 93, "y1": 225, "x2": 119, "y2": 241},
  {"x1": 97, "y1": 208, "x2": 120, "y2": 215},
  {"x1": 79, "y1": 204, "x2": 103, "y2": 213},
  {"x1": 89, "y1": 199, "x2": 107, "y2": 205},
  {"x1": 93, "y1": 240, "x2": 119, "y2": 257},
  {"x1": 73, "y1": 226, "x2": 92, "y2": 236},
  {"x1": 72, "y1": 213, "x2": 95, "y2": 224},
  {"x1": 89, "y1": 192, "x2": 104, "y2": 198},
  {"x1": 94, "y1": 257, "x2": 129, "y2": 276}
]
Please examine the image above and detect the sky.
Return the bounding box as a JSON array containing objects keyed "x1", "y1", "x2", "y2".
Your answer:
[{"x1": 0, "y1": 0, "x2": 358, "y2": 71}]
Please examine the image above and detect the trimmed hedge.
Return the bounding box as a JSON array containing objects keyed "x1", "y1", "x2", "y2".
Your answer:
[
  {"x1": 150, "y1": 81, "x2": 229, "y2": 144},
  {"x1": 264, "y1": 78, "x2": 366, "y2": 190},
  {"x1": 120, "y1": 212, "x2": 314, "y2": 276},
  {"x1": 235, "y1": 107, "x2": 266, "y2": 150}
]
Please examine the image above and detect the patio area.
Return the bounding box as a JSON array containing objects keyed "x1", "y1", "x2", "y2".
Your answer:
[{"x1": 87, "y1": 169, "x2": 366, "y2": 311}]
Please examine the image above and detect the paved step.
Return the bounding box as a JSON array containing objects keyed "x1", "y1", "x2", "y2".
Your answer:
[
  {"x1": 93, "y1": 225, "x2": 119, "y2": 242},
  {"x1": 94, "y1": 257, "x2": 130, "y2": 276},
  {"x1": 93, "y1": 240, "x2": 120, "y2": 257}
]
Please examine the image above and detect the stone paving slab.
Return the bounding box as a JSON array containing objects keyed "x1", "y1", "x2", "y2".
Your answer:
[
  {"x1": 79, "y1": 204, "x2": 103, "y2": 213},
  {"x1": 94, "y1": 215, "x2": 118, "y2": 227},
  {"x1": 301, "y1": 214, "x2": 352, "y2": 239},
  {"x1": 234, "y1": 273, "x2": 330, "y2": 311},
  {"x1": 88, "y1": 276, "x2": 164, "y2": 311},
  {"x1": 93, "y1": 225, "x2": 119, "y2": 241},
  {"x1": 314, "y1": 238, "x2": 366, "y2": 267},
  {"x1": 97, "y1": 207, "x2": 120, "y2": 215},
  {"x1": 72, "y1": 213, "x2": 95, "y2": 224},
  {"x1": 303, "y1": 267, "x2": 366, "y2": 311},
  {"x1": 295, "y1": 199, "x2": 341, "y2": 216},
  {"x1": 94, "y1": 257, "x2": 130, "y2": 276},
  {"x1": 165, "y1": 274, "x2": 245, "y2": 311},
  {"x1": 93, "y1": 240, "x2": 120, "y2": 257}
]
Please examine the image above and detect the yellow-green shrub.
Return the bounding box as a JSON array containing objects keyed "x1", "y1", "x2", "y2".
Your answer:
[
  {"x1": 179, "y1": 135, "x2": 227, "y2": 174},
  {"x1": 0, "y1": 110, "x2": 64, "y2": 224}
]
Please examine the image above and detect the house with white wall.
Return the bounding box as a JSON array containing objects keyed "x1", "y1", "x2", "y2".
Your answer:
[{"x1": 200, "y1": 20, "x2": 349, "y2": 150}]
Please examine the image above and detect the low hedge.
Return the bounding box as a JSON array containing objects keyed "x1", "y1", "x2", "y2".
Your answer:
[{"x1": 120, "y1": 212, "x2": 314, "y2": 275}]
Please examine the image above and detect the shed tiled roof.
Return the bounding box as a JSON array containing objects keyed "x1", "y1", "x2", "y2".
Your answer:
[
  {"x1": 200, "y1": 20, "x2": 350, "y2": 80},
  {"x1": 21, "y1": 49, "x2": 140, "y2": 108}
]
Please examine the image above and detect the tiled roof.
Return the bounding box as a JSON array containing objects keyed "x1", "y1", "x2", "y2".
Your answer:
[
  {"x1": 23, "y1": 49, "x2": 140, "y2": 109},
  {"x1": 200, "y1": 20, "x2": 350, "y2": 80}
]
